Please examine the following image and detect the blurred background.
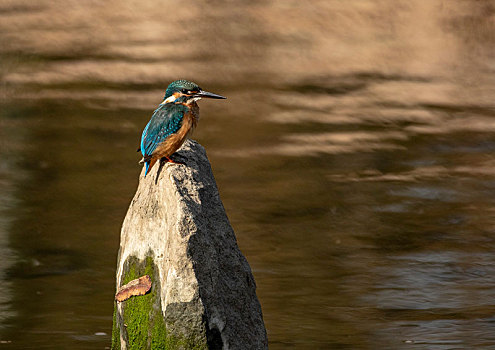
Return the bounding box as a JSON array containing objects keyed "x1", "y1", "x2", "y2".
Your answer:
[{"x1": 0, "y1": 0, "x2": 494, "y2": 349}]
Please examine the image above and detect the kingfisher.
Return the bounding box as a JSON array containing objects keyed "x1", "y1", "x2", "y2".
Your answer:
[{"x1": 139, "y1": 80, "x2": 226, "y2": 176}]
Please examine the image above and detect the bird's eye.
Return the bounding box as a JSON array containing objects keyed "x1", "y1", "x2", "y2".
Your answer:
[{"x1": 181, "y1": 88, "x2": 188, "y2": 93}]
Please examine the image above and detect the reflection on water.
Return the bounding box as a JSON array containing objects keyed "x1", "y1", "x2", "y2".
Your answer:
[
  {"x1": 0, "y1": 119, "x2": 17, "y2": 332},
  {"x1": 1, "y1": 0, "x2": 495, "y2": 348}
]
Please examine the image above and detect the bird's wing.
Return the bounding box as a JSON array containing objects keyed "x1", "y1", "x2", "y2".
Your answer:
[{"x1": 140, "y1": 104, "x2": 188, "y2": 157}]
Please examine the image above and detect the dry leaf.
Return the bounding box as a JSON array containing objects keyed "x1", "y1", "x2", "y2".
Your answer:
[{"x1": 115, "y1": 275, "x2": 152, "y2": 302}]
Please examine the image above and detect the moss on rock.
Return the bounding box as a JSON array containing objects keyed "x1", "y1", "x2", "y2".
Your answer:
[
  {"x1": 112, "y1": 254, "x2": 208, "y2": 350},
  {"x1": 112, "y1": 306, "x2": 121, "y2": 349}
]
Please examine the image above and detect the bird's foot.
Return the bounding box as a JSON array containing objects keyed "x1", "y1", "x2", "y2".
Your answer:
[{"x1": 160, "y1": 156, "x2": 186, "y2": 165}]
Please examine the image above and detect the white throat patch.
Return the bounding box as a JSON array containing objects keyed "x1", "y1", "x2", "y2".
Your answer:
[{"x1": 162, "y1": 95, "x2": 177, "y2": 104}]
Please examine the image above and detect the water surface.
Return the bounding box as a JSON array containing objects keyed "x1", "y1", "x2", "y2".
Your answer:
[{"x1": 1, "y1": 1, "x2": 495, "y2": 348}]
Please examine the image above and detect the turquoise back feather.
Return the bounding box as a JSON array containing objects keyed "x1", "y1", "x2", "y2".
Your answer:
[{"x1": 140, "y1": 103, "x2": 188, "y2": 175}]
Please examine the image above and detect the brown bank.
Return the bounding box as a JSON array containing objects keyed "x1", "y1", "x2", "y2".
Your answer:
[{"x1": 112, "y1": 140, "x2": 268, "y2": 350}]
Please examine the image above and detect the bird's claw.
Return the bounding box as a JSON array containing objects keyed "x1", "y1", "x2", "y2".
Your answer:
[{"x1": 160, "y1": 156, "x2": 186, "y2": 165}]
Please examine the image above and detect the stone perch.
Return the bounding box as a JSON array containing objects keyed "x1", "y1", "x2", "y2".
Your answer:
[{"x1": 112, "y1": 140, "x2": 268, "y2": 349}]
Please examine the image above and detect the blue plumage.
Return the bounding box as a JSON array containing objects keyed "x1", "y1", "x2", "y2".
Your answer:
[{"x1": 140, "y1": 103, "x2": 188, "y2": 175}]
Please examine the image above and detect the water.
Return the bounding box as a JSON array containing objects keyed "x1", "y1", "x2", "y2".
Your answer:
[{"x1": 1, "y1": 0, "x2": 495, "y2": 348}]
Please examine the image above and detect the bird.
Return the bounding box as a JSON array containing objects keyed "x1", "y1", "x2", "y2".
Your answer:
[{"x1": 138, "y1": 80, "x2": 226, "y2": 176}]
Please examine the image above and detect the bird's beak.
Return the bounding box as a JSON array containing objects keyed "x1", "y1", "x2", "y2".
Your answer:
[{"x1": 195, "y1": 90, "x2": 226, "y2": 99}]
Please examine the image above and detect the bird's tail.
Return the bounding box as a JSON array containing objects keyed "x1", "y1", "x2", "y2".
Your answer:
[
  {"x1": 143, "y1": 158, "x2": 157, "y2": 177},
  {"x1": 138, "y1": 157, "x2": 150, "y2": 177}
]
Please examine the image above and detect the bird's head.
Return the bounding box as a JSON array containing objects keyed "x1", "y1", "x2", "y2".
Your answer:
[{"x1": 163, "y1": 80, "x2": 226, "y2": 105}]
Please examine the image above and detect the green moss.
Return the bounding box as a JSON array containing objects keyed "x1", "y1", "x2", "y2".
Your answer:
[
  {"x1": 124, "y1": 291, "x2": 153, "y2": 349},
  {"x1": 112, "y1": 254, "x2": 208, "y2": 350},
  {"x1": 111, "y1": 306, "x2": 121, "y2": 350},
  {"x1": 150, "y1": 311, "x2": 168, "y2": 349}
]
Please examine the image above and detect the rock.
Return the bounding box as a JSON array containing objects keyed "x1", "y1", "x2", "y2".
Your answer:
[{"x1": 112, "y1": 139, "x2": 268, "y2": 350}]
